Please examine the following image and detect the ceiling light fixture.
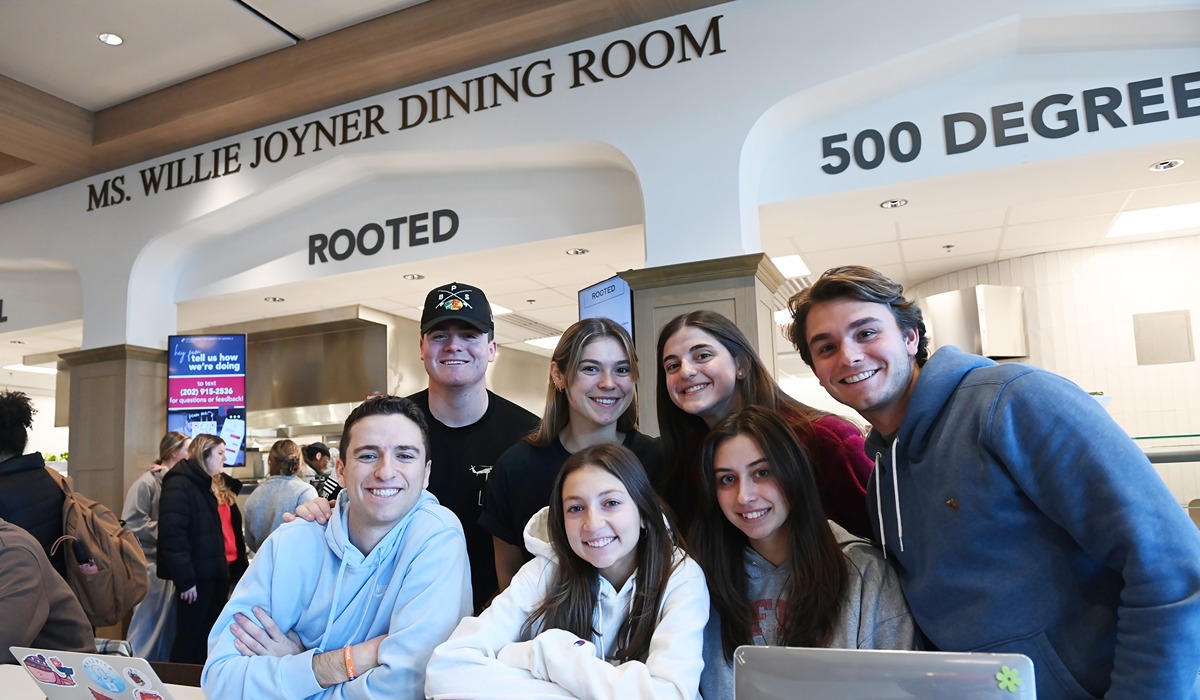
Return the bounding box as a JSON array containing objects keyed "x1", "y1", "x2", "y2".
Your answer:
[
  {"x1": 8, "y1": 340, "x2": 26, "y2": 345},
  {"x1": 491, "y1": 303, "x2": 513, "y2": 316},
  {"x1": 402, "y1": 273, "x2": 424, "y2": 280},
  {"x1": 264, "y1": 296, "x2": 285, "y2": 302},
  {"x1": 880, "y1": 198, "x2": 908, "y2": 209},
  {"x1": 1149, "y1": 159, "x2": 1184, "y2": 172},
  {"x1": 4, "y1": 364, "x2": 57, "y2": 375},
  {"x1": 97, "y1": 32, "x2": 124, "y2": 46},
  {"x1": 565, "y1": 248, "x2": 589, "y2": 256},
  {"x1": 1107, "y1": 202, "x2": 1200, "y2": 238},
  {"x1": 525, "y1": 335, "x2": 563, "y2": 349},
  {"x1": 770, "y1": 254, "x2": 811, "y2": 279}
]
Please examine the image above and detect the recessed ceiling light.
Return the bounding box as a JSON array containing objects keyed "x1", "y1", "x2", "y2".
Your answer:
[
  {"x1": 770, "y1": 254, "x2": 811, "y2": 279},
  {"x1": 565, "y1": 248, "x2": 589, "y2": 256},
  {"x1": 8, "y1": 340, "x2": 26, "y2": 345},
  {"x1": 402, "y1": 273, "x2": 424, "y2": 280},
  {"x1": 4, "y1": 364, "x2": 57, "y2": 375},
  {"x1": 880, "y1": 198, "x2": 908, "y2": 209},
  {"x1": 1149, "y1": 159, "x2": 1184, "y2": 172},
  {"x1": 97, "y1": 32, "x2": 124, "y2": 46},
  {"x1": 264, "y1": 296, "x2": 285, "y2": 303},
  {"x1": 1107, "y1": 202, "x2": 1200, "y2": 238},
  {"x1": 525, "y1": 335, "x2": 563, "y2": 349}
]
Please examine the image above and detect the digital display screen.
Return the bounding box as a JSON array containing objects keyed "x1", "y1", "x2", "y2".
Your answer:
[{"x1": 166, "y1": 334, "x2": 248, "y2": 466}]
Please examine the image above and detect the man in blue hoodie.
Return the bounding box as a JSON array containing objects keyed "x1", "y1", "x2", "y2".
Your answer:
[
  {"x1": 202, "y1": 396, "x2": 471, "y2": 699},
  {"x1": 787, "y1": 265, "x2": 1200, "y2": 699}
]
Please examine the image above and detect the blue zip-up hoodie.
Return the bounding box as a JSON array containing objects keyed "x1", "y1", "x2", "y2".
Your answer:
[
  {"x1": 202, "y1": 489, "x2": 471, "y2": 699},
  {"x1": 865, "y1": 346, "x2": 1200, "y2": 699}
]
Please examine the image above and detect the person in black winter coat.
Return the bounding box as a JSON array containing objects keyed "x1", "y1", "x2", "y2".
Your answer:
[
  {"x1": 158, "y1": 433, "x2": 245, "y2": 663},
  {"x1": 0, "y1": 390, "x2": 66, "y2": 579}
]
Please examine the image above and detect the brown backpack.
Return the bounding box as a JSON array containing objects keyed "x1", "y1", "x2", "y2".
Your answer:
[{"x1": 46, "y1": 468, "x2": 149, "y2": 627}]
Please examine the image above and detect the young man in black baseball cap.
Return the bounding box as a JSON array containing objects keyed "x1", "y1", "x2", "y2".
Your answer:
[{"x1": 409, "y1": 282, "x2": 538, "y2": 612}]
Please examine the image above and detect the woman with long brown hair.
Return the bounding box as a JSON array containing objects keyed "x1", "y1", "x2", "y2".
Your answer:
[
  {"x1": 427, "y1": 444, "x2": 707, "y2": 699},
  {"x1": 655, "y1": 310, "x2": 874, "y2": 536}
]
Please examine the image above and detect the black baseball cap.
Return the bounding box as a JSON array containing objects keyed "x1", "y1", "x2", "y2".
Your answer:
[{"x1": 420, "y1": 282, "x2": 494, "y2": 334}]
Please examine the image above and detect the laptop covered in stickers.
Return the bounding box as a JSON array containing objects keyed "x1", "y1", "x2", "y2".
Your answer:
[
  {"x1": 8, "y1": 646, "x2": 178, "y2": 700},
  {"x1": 734, "y1": 645, "x2": 1037, "y2": 699}
]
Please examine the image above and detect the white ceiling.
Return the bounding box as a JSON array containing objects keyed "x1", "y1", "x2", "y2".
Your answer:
[{"x1": 2, "y1": 2, "x2": 1199, "y2": 400}]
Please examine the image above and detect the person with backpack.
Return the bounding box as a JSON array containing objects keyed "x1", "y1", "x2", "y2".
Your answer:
[{"x1": 0, "y1": 390, "x2": 67, "y2": 578}]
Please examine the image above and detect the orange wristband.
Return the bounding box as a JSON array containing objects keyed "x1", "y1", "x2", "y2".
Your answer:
[{"x1": 344, "y1": 645, "x2": 357, "y2": 681}]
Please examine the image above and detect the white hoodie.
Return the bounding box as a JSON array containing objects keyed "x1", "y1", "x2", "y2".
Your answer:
[{"x1": 426, "y1": 506, "x2": 709, "y2": 699}]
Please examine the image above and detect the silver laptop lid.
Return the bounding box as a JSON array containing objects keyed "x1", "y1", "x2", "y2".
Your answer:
[
  {"x1": 9, "y1": 646, "x2": 176, "y2": 700},
  {"x1": 735, "y1": 646, "x2": 1036, "y2": 700}
]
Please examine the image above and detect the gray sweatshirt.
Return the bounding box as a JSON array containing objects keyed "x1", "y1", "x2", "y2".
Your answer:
[{"x1": 699, "y1": 521, "x2": 918, "y2": 699}]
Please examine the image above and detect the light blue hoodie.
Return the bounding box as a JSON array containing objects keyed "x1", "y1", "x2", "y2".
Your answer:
[
  {"x1": 202, "y1": 489, "x2": 471, "y2": 699},
  {"x1": 866, "y1": 346, "x2": 1200, "y2": 699}
]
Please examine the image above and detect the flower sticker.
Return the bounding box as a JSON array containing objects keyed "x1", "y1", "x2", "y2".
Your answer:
[{"x1": 996, "y1": 665, "x2": 1022, "y2": 693}]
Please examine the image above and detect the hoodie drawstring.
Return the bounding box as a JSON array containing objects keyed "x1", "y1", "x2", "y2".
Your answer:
[
  {"x1": 874, "y1": 440, "x2": 906, "y2": 559},
  {"x1": 319, "y1": 554, "x2": 350, "y2": 651}
]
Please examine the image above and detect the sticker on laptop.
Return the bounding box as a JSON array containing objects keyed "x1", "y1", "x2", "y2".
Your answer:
[
  {"x1": 135, "y1": 689, "x2": 167, "y2": 700},
  {"x1": 21, "y1": 653, "x2": 77, "y2": 687},
  {"x1": 123, "y1": 665, "x2": 153, "y2": 689},
  {"x1": 89, "y1": 689, "x2": 116, "y2": 700},
  {"x1": 82, "y1": 656, "x2": 125, "y2": 693}
]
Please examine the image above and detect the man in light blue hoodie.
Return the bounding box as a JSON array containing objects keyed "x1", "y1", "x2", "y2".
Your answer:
[
  {"x1": 788, "y1": 266, "x2": 1200, "y2": 700},
  {"x1": 202, "y1": 396, "x2": 471, "y2": 699}
]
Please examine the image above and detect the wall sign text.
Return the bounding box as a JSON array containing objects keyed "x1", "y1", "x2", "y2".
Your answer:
[
  {"x1": 820, "y1": 70, "x2": 1199, "y2": 174},
  {"x1": 85, "y1": 14, "x2": 726, "y2": 212}
]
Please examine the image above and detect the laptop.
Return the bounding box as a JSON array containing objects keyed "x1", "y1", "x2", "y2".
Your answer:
[
  {"x1": 9, "y1": 646, "x2": 177, "y2": 700},
  {"x1": 735, "y1": 646, "x2": 1037, "y2": 699}
]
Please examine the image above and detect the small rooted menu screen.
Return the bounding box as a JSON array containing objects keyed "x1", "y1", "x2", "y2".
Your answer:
[{"x1": 167, "y1": 334, "x2": 247, "y2": 466}]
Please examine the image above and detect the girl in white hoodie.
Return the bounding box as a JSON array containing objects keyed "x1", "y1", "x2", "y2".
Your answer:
[{"x1": 426, "y1": 443, "x2": 709, "y2": 700}]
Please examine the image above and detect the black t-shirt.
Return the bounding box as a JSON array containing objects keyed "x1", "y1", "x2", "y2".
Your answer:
[
  {"x1": 479, "y1": 431, "x2": 662, "y2": 550},
  {"x1": 407, "y1": 389, "x2": 539, "y2": 612}
]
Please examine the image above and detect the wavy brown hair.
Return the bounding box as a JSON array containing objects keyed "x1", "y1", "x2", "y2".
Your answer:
[
  {"x1": 654, "y1": 310, "x2": 826, "y2": 527},
  {"x1": 692, "y1": 406, "x2": 848, "y2": 659},
  {"x1": 527, "y1": 317, "x2": 639, "y2": 448},
  {"x1": 523, "y1": 444, "x2": 677, "y2": 663}
]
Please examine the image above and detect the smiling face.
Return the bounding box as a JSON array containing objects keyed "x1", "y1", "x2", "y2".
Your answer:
[
  {"x1": 337, "y1": 413, "x2": 431, "y2": 554},
  {"x1": 561, "y1": 464, "x2": 643, "y2": 589},
  {"x1": 419, "y1": 320, "x2": 497, "y2": 391},
  {"x1": 554, "y1": 337, "x2": 634, "y2": 433},
  {"x1": 713, "y1": 433, "x2": 791, "y2": 565},
  {"x1": 203, "y1": 442, "x2": 226, "y2": 475},
  {"x1": 661, "y1": 325, "x2": 743, "y2": 427},
  {"x1": 804, "y1": 298, "x2": 920, "y2": 436}
]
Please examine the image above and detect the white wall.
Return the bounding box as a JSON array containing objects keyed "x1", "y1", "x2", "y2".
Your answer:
[
  {"x1": 911, "y1": 234, "x2": 1200, "y2": 504},
  {"x1": 25, "y1": 393, "x2": 70, "y2": 461}
]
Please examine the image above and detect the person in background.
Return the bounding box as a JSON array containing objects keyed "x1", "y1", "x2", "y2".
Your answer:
[
  {"x1": 0, "y1": 390, "x2": 67, "y2": 578},
  {"x1": 202, "y1": 396, "x2": 471, "y2": 700},
  {"x1": 426, "y1": 444, "x2": 708, "y2": 699},
  {"x1": 788, "y1": 265, "x2": 1200, "y2": 699},
  {"x1": 159, "y1": 433, "x2": 240, "y2": 663},
  {"x1": 0, "y1": 517, "x2": 95, "y2": 664},
  {"x1": 122, "y1": 431, "x2": 191, "y2": 661},
  {"x1": 304, "y1": 442, "x2": 340, "y2": 501},
  {"x1": 692, "y1": 406, "x2": 916, "y2": 699},
  {"x1": 655, "y1": 311, "x2": 874, "y2": 536},
  {"x1": 244, "y1": 439, "x2": 318, "y2": 552},
  {"x1": 480, "y1": 317, "x2": 661, "y2": 592}
]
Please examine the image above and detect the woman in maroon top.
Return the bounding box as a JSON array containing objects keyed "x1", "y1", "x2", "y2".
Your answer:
[{"x1": 655, "y1": 310, "x2": 874, "y2": 537}]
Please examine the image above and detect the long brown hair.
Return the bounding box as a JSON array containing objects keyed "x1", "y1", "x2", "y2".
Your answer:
[
  {"x1": 527, "y1": 317, "x2": 639, "y2": 447},
  {"x1": 190, "y1": 434, "x2": 235, "y2": 506},
  {"x1": 654, "y1": 310, "x2": 826, "y2": 526},
  {"x1": 692, "y1": 406, "x2": 848, "y2": 659},
  {"x1": 523, "y1": 444, "x2": 677, "y2": 663}
]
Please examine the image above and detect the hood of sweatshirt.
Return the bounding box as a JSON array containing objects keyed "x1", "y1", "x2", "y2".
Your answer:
[
  {"x1": 521, "y1": 505, "x2": 640, "y2": 659},
  {"x1": 863, "y1": 346, "x2": 993, "y2": 558}
]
